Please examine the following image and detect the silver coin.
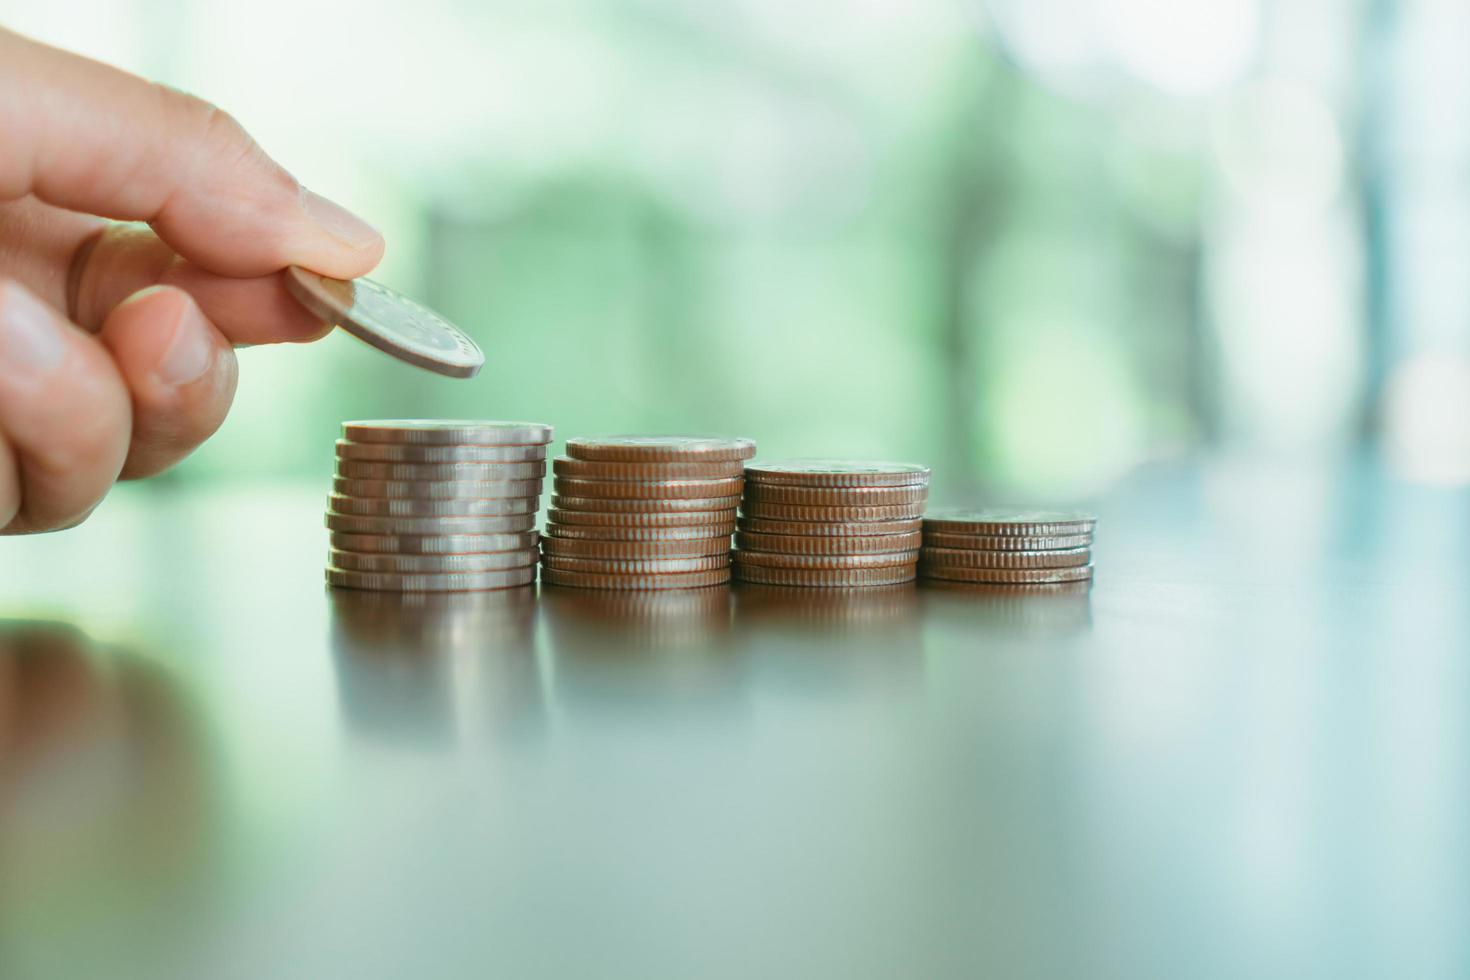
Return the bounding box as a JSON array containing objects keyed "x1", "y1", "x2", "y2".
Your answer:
[
  {"x1": 341, "y1": 420, "x2": 555, "y2": 445},
  {"x1": 326, "y1": 565, "x2": 537, "y2": 592},
  {"x1": 918, "y1": 546, "x2": 1091, "y2": 569},
  {"x1": 743, "y1": 459, "x2": 931, "y2": 487},
  {"x1": 328, "y1": 531, "x2": 540, "y2": 554},
  {"x1": 332, "y1": 477, "x2": 543, "y2": 499},
  {"x1": 324, "y1": 512, "x2": 538, "y2": 535},
  {"x1": 335, "y1": 460, "x2": 546, "y2": 481},
  {"x1": 328, "y1": 493, "x2": 539, "y2": 518},
  {"x1": 329, "y1": 549, "x2": 538, "y2": 573},
  {"x1": 335, "y1": 440, "x2": 548, "y2": 463},
  {"x1": 286, "y1": 267, "x2": 484, "y2": 378},
  {"x1": 922, "y1": 509, "x2": 1097, "y2": 537}
]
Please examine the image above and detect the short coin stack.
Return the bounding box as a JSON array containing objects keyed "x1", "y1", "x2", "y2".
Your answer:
[
  {"x1": 733, "y1": 460, "x2": 930, "y2": 587},
  {"x1": 540, "y1": 436, "x2": 754, "y2": 590},
  {"x1": 325, "y1": 420, "x2": 554, "y2": 592},
  {"x1": 918, "y1": 509, "x2": 1096, "y2": 586}
]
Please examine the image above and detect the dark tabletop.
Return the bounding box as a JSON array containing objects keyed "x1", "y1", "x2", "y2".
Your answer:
[{"x1": 2, "y1": 461, "x2": 1466, "y2": 979}]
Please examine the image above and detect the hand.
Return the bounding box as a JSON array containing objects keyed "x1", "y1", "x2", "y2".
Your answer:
[{"x1": 0, "y1": 28, "x2": 384, "y2": 533}]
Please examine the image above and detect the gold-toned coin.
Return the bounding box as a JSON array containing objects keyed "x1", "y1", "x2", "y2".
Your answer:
[
  {"x1": 739, "y1": 501, "x2": 926, "y2": 522},
  {"x1": 743, "y1": 484, "x2": 927, "y2": 506},
  {"x1": 328, "y1": 492, "x2": 539, "y2": 518},
  {"x1": 553, "y1": 494, "x2": 742, "y2": 513},
  {"x1": 541, "y1": 536, "x2": 731, "y2": 558},
  {"x1": 541, "y1": 566, "x2": 732, "y2": 590},
  {"x1": 325, "y1": 512, "x2": 538, "y2": 535},
  {"x1": 918, "y1": 546, "x2": 1091, "y2": 569},
  {"x1": 540, "y1": 555, "x2": 728, "y2": 575},
  {"x1": 552, "y1": 457, "x2": 745, "y2": 480},
  {"x1": 553, "y1": 476, "x2": 743, "y2": 500},
  {"x1": 335, "y1": 460, "x2": 546, "y2": 481},
  {"x1": 919, "y1": 564, "x2": 1094, "y2": 585},
  {"x1": 565, "y1": 436, "x2": 756, "y2": 462},
  {"x1": 328, "y1": 531, "x2": 539, "y2": 554},
  {"x1": 335, "y1": 440, "x2": 547, "y2": 463},
  {"x1": 329, "y1": 549, "x2": 538, "y2": 573},
  {"x1": 332, "y1": 477, "x2": 543, "y2": 500},
  {"x1": 922, "y1": 531, "x2": 1092, "y2": 551},
  {"x1": 548, "y1": 507, "x2": 737, "y2": 527},
  {"x1": 922, "y1": 509, "x2": 1097, "y2": 537},
  {"x1": 735, "y1": 530, "x2": 923, "y2": 555},
  {"x1": 736, "y1": 516, "x2": 924, "y2": 537},
  {"x1": 341, "y1": 420, "x2": 554, "y2": 445},
  {"x1": 733, "y1": 549, "x2": 917, "y2": 569},
  {"x1": 325, "y1": 565, "x2": 537, "y2": 592},
  {"x1": 743, "y1": 459, "x2": 931, "y2": 487},
  {"x1": 732, "y1": 564, "x2": 917, "y2": 587},
  {"x1": 286, "y1": 268, "x2": 484, "y2": 379},
  {"x1": 545, "y1": 522, "x2": 734, "y2": 541}
]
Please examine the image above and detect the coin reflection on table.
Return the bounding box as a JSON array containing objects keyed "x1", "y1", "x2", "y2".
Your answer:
[
  {"x1": 731, "y1": 584, "x2": 923, "y2": 693},
  {"x1": 917, "y1": 578, "x2": 1094, "y2": 635},
  {"x1": 538, "y1": 586, "x2": 739, "y2": 714},
  {"x1": 0, "y1": 621, "x2": 214, "y2": 979},
  {"x1": 328, "y1": 588, "x2": 541, "y2": 744}
]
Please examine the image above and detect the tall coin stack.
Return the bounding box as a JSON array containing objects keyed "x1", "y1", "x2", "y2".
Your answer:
[
  {"x1": 918, "y1": 510, "x2": 1096, "y2": 586},
  {"x1": 541, "y1": 436, "x2": 754, "y2": 591},
  {"x1": 733, "y1": 461, "x2": 930, "y2": 587},
  {"x1": 325, "y1": 420, "x2": 554, "y2": 592}
]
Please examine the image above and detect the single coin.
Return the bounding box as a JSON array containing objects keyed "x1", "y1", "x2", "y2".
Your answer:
[
  {"x1": 541, "y1": 536, "x2": 730, "y2": 558},
  {"x1": 335, "y1": 440, "x2": 547, "y2": 463},
  {"x1": 733, "y1": 549, "x2": 918, "y2": 570},
  {"x1": 922, "y1": 509, "x2": 1097, "y2": 537},
  {"x1": 329, "y1": 531, "x2": 539, "y2": 554},
  {"x1": 743, "y1": 484, "x2": 927, "y2": 506},
  {"x1": 329, "y1": 549, "x2": 538, "y2": 573},
  {"x1": 740, "y1": 501, "x2": 926, "y2": 522},
  {"x1": 743, "y1": 459, "x2": 931, "y2": 487},
  {"x1": 919, "y1": 563, "x2": 1094, "y2": 585},
  {"x1": 735, "y1": 530, "x2": 923, "y2": 555},
  {"x1": 732, "y1": 564, "x2": 916, "y2": 587},
  {"x1": 333, "y1": 477, "x2": 543, "y2": 500},
  {"x1": 540, "y1": 555, "x2": 729, "y2": 575},
  {"x1": 335, "y1": 460, "x2": 546, "y2": 481},
  {"x1": 328, "y1": 493, "x2": 539, "y2": 518},
  {"x1": 325, "y1": 512, "x2": 538, "y2": 535},
  {"x1": 565, "y1": 436, "x2": 756, "y2": 463},
  {"x1": 548, "y1": 507, "x2": 737, "y2": 527},
  {"x1": 923, "y1": 531, "x2": 1092, "y2": 551},
  {"x1": 341, "y1": 420, "x2": 554, "y2": 445},
  {"x1": 286, "y1": 268, "x2": 484, "y2": 378},
  {"x1": 545, "y1": 522, "x2": 734, "y2": 541},
  {"x1": 325, "y1": 565, "x2": 536, "y2": 592},
  {"x1": 552, "y1": 457, "x2": 745, "y2": 480},
  {"x1": 553, "y1": 476, "x2": 743, "y2": 500},
  {"x1": 918, "y1": 546, "x2": 1091, "y2": 569},
  {"x1": 553, "y1": 494, "x2": 742, "y2": 513},
  {"x1": 541, "y1": 566, "x2": 731, "y2": 591},
  {"x1": 736, "y1": 516, "x2": 923, "y2": 537}
]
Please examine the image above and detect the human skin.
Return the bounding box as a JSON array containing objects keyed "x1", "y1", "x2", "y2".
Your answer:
[{"x1": 0, "y1": 27, "x2": 384, "y2": 533}]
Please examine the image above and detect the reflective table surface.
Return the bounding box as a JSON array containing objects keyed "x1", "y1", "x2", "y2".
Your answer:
[{"x1": 1, "y1": 461, "x2": 1466, "y2": 979}]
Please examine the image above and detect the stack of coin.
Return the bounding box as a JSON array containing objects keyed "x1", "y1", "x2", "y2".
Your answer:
[
  {"x1": 540, "y1": 436, "x2": 754, "y2": 590},
  {"x1": 733, "y1": 460, "x2": 930, "y2": 587},
  {"x1": 918, "y1": 509, "x2": 1096, "y2": 586},
  {"x1": 325, "y1": 420, "x2": 554, "y2": 592}
]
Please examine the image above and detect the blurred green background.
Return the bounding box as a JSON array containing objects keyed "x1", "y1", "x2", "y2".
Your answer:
[{"x1": 5, "y1": 0, "x2": 1469, "y2": 498}]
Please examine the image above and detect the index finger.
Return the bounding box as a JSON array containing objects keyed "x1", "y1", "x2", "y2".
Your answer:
[{"x1": 0, "y1": 28, "x2": 384, "y2": 279}]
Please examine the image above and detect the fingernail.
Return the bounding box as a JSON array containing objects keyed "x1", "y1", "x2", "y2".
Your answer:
[
  {"x1": 156, "y1": 295, "x2": 214, "y2": 385},
  {"x1": 0, "y1": 284, "x2": 66, "y2": 375},
  {"x1": 301, "y1": 188, "x2": 381, "y2": 251}
]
